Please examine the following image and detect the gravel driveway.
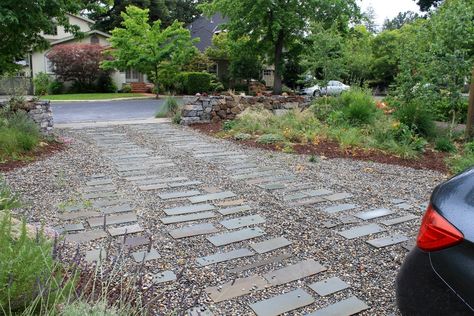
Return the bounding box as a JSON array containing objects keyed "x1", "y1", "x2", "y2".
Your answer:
[{"x1": 5, "y1": 122, "x2": 446, "y2": 315}]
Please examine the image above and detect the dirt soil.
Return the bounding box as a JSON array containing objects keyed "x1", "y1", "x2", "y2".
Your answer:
[
  {"x1": 190, "y1": 122, "x2": 449, "y2": 174},
  {"x1": 0, "y1": 141, "x2": 66, "y2": 173}
]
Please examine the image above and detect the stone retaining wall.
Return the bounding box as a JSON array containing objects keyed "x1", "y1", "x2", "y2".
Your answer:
[
  {"x1": 0, "y1": 99, "x2": 53, "y2": 133},
  {"x1": 180, "y1": 95, "x2": 311, "y2": 125}
]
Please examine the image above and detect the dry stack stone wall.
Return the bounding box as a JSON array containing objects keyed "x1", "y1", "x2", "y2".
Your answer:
[
  {"x1": 180, "y1": 95, "x2": 311, "y2": 125},
  {"x1": 0, "y1": 99, "x2": 53, "y2": 133}
]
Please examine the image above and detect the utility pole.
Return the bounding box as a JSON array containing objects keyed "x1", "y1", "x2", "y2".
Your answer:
[{"x1": 466, "y1": 67, "x2": 474, "y2": 140}]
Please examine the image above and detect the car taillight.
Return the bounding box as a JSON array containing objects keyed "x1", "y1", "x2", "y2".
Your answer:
[{"x1": 417, "y1": 204, "x2": 464, "y2": 252}]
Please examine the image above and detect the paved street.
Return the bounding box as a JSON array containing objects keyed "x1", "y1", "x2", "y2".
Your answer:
[
  {"x1": 5, "y1": 121, "x2": 444, "y2": 315},
  {"x1": 51, "y1": 99, "x2": 168, "y2": 123}
]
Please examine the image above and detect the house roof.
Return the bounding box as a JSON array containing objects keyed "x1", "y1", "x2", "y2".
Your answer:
[
  {"x1": 50, "y1": 30, "x2": 111, "y2": 46},
  {"x1": 188, "y1": 13, "x2": 228, "y2": 52},
  {"x1": 67, "y1": 13, "x2": 95, "y2": 25}
]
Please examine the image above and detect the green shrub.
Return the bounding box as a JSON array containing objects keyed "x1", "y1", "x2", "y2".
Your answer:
[
  {"x1": 0, "y1": 211, "x2": 75, "y2": 313},
  {"x1": 178, "y1": 72, "x2": 213, "y2": 95},
  {"x1": 435, "y1": 137, "x2": 456, "y2": 153},
  {"x1": 257, "y1": 133, "x2": 285, "y2": 144},
  {"x1": 223, "y1": 120, "x2": 237, "y2": 131},
  {"x1": 234, "y1": 133, "x2": 252, "y2": 141},
  {"x1": 156, "y1": 97, "x2": 180, "y2": 119},
  {"x1": 447, "y1": 152, "x2": 474, "y2": 174},
  {"x1": 48, "y1": 80, "x2": 64, "y2": 95},
  {"x1": 97, "y1": 73, "x2": 117, "y2": 93},
  {"x1": 309, "y1": 97, "x2": 342, "y2": 121},
  {"x1": 394, "y1": 99, "x2": 436, "y2": 137},
  {"x1": 0, "y1": 111, "x2": 40, "y2": 160},
  {"x1": 0, "y1": 177, "x2": 19, "y2": 211},
  {"x1": 33, "y1": 72, "x2": 51, "y2": 96},
  {"x1": 61, "y1": 301, "x2": 119, "y2": 316},
  {"x1": 464, "y1": 141, "x2": 474, "y2": 154},
  {"x1": 172, "y1": 111, "x2": 182, "y2": 124},
  {"x1": 121, "y1": 84, "x2": 132, "y2": 93},
  {"x1": 339, "y1": 89, "x2": 378, "y2": 126}
]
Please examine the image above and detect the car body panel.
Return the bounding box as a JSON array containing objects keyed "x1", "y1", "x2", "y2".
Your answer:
[
  {"x1": 300, "y1": 81, "x2": 350, "y2": 96},
  {"x1": 397, "y1": 167, "x2": 474, "y2": 314}
]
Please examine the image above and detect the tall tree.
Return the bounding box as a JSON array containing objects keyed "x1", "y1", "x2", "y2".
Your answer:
[
  {"x1": 382, "y1": 11, "x2": 420, "y2": 31},
  {"x1": 363, "y1": 6, "x2": 378, "y2": 33},
  {"x1": 102, "y1": 5, "x2": 197, "y2": 95},
  {"x1": 0, "y1": 0, "x2": 81, "y2": 75},
  {"x1": 415, "y1": 0, "x2": 443, "y2": 12},
  {"x1": 200, "y1": 0, "x2": 359, "y2": 94}
]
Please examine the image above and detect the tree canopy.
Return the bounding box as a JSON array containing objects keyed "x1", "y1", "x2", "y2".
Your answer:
[
  {"x1": 416, "y1": 0, "x2": 444, "y2": 12},
  {"x1": 102, "y1": 5, "x2": 197, "y2": 93},
  {"x1": 0, "y1": 0, "x2": 81, "y2": 75},
  {"x1": 200, "y1": 0, "x2": 359, "y2": 94},
  {"x1": 382, "y1": 11, "x2": 420, "y2": 31}
]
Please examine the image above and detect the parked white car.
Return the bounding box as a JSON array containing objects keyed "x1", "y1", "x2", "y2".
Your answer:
[{"x1": 301, "y1": 81, "x2": 350, "y2": 96}]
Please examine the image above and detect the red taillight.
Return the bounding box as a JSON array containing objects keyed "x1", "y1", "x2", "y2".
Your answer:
[{"x1": 417, "y1": 204, "x2": 464, "y2": 252}]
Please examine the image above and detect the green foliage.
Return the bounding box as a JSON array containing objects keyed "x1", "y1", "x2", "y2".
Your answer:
[
  {"x1": 257, "y1": 134, "x2": 285, "y2": 144},
  {"x1": 156, "y1": 96, "x2": 180, "y2": 119},
  {"x1": 172, "y1": 111, "x2": 182, "y2": 124},
  {"x1": 223, "y1": 120, "x2": 236, "y2": 131},
  {"x1": 393, "y1": 99, "x2": 435, "y2": 137},
  {"x1": 121, "y1": 84, "x2": 132, "y2": 93},
  {"x1": 435, "y1": 137, "x2": 456, "y2": 153},
  {"x1": 0, "y1": 0, "x2": 81, "y2": 75},
  {"x1": 309, "y1": 155, "x2": 318, "y2": 163},
  {"x1": 33, "y1": 73, "x2": 51, "y2": 96},
  {"x1": 48, "y1": 80, "x2": 64, "y2": 95},
  {"x1": 102, "y1": 6, "x2": 198, "y2": 90},
  {"x1": 234, "y1": 133, "x2": 252, "y2": 141},
  {"x1": 97, "y1": 73, "x2": 117, "y2": 93},
  {"x1": 0, "y1": 210, "x2": 75, "y2": 313},
  {"x1": 447, "y1": 152, "x2": 474, "y2": 174},
  {"x1": 60, "y1": 301, "x2": 119, "y2": 316},
  {"x1": 339, "y1": 89, "x2": 378, "y2": 125},
  {"x1": 0, "y1": 111, "x2": 40, "y2": 161},
  {"x1": 177, "y1": 72, "x2": 212, "y2": 95},
  {"x1": 0, "y1": 178, "x2": 20, "y2": 211}
]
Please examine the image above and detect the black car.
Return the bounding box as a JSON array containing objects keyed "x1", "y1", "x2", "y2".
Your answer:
[{"x1": 396, "y1": 167, "x2": 474, "y2": 315}]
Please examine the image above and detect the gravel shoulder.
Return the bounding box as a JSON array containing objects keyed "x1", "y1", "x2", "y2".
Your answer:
[{"x1": 4, "y1": 122, "x2": 446, "y2": 315}]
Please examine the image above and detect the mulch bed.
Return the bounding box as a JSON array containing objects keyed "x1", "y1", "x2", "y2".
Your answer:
[
  {"x1": 0, "y1": 141, "x2": 66, "y2": 173},
  {"x1": 190, "y1": 122, "x2": 449, "y2": 173}
]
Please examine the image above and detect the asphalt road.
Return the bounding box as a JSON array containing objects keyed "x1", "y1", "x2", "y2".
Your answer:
[{"x1": 51, "y1": 99, "x2": 167, "y2": 123}]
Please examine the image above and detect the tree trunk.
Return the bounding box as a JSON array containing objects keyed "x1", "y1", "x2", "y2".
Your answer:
[
  {"x1": 273, "y1": 31, "x2": 284, "y2": 95},
  {"x1": 465, "y1": 67, "x2": 474, "y2": 140}
]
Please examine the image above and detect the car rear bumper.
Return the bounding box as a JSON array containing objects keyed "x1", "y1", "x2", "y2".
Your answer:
[{"x1": 396, "y1": 247, "x2": 472, "y2": 315}]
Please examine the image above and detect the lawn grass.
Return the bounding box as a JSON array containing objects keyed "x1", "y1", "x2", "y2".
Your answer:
[{"x1": 41, "y1": 93, "x2": 150, "y2": 101}]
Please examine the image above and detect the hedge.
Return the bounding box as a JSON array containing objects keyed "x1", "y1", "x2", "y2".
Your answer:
[{"x1": 178, "y1": 72, "x2": 212, "y2": 95}]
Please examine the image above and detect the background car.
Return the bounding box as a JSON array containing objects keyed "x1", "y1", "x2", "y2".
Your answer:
[
  {"x1": 300, "y1": 81, "x2": 350, "y2": 96},
  {"x1": 396, "y1": 167, "x2": 474, "y2": 315}
]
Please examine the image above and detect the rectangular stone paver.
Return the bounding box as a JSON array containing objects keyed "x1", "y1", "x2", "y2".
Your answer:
[
  {"x1": 85, "y1": 248, "x2": 106, "y2": 263},
  {"x1": 283, "y1": 193, "x2": 308, "y2": 202},
  {"x1": 366, "y1": 234, "x2": 409, "y2": 248},
  {"x1": 220, "y1": 215, "x2": 265, "y2": 229},
  {"x1": 290, "y1": 197, "x2": 325, "y2": 207},
  {"x1": 263, "y1": 259, "x2": 326, "y2": 286},
  {"x1": 380, "y1": 214, "x2": 418, "y2": 226},
  {"x1": 305, "y1": 296, "x2": 369, "y2": 316},
  {"x1": 93, "y1": 199, "x2": 131, "y2": 208},
  {"x1": 205, "y1": 275, "x2": 268, "y2": 302},
  {"x1": 258, "y1": 183, "x2": 286, "y2": 190},
  {"x1": 63, "y1": 223, "x2": 85, "y2": 232},
  {"x1": 122, "y1": 235, "x2": 150, "y2": 249},
  {"x1": 324, "y1": 193, "x2": 353, "y2": 202},
  {"x1": 108, "y1": 224, "x2": 143, "y2": 237},
  {"x1": 169, "y1": 223, "x2": 219, "y2": 239},
  {"x1": 229, "y1": 253, "x2": 292, "y2": 274},
  {"x1": 100, "y1": 203, "x2": 134, "y2": 214},
  {"x1": 168, "y1": 180, "x2": 202, "y2": 188},
  {"x1": 163, "y1": 204, "x2": 215, "y2": 216},
  {"x1": 207, "y1": 227, "x2": 265, "y2": 246},
  {"x1": 197, "y1": 248, "x2": 254, "y2": 266},
  {"x1": 189, "y1": 191, "x2": 236, "y2": 204},
  {"x1": 308, "y1": 277, "x2": 350, "y2": 296},
  {"x1": 88, "y1": 212, "x2": 137, "y2": 228},
  {"x1": 132, "y1": 248, "x2": 160, "y2": 263},
  {"x1": 324, "y1": 204, "x2": 358, "y2": 214},
  {"x1": 250, "y1": 237, "x2": 292, "y2": 254},
  {"x1": 250, "y1": 288, "x2": 315, "y2": 316},
  {"x1": 338, "y1": 224, "x2": 385, "y2": 239},
  {"x1": 218, "y1": 205, "x2": 252, "y2": 216},
  {"x1": 159, "y1": 190, "x2": 201, "y2": 200},
  {"x1": 304, "y1": 189, "x2": 333, "y2": 197},
  {"x1": 161, "y1": 212, "x2": 217, "y2": 224},
  {"x1": 153, "y1": 271, "x2": 177, "y2": 284},
  {"x1": 355, "y1": 208, "x2": 395, "y2": 221},
  {"x1": 65, "y1": 230, "x2": 107, "y2": 244},
  {"x1": 83, "y1": 192, "x2": 118, "y2": 200},
  {"x1": 58, "y1": 211, "x2": 101, "y2": 221},
  {"x1": 86, "y1": 179, "x2": 113, "y2": 186},
  {"x1": 139, "y1": 184, "x2": 168, "y2": 191}
]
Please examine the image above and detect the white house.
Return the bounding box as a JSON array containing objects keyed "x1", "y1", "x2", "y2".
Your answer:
[{"x1": 24, "y1": 13, "x2": 148, "y2": 91}]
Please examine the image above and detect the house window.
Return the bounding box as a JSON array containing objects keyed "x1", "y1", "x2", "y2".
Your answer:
[
  {"x1": 90, "y1": 35, "x2": 100, "y2": 44},
  {"x1": 263, "y1": 69, "x2": 273, "y2": 76},
  {"x1": 45, "y1": 56, "x2": 54, "y2": 73},
  {"x1": 126, "y1": 69, "x2": 141, "y2": 82}
]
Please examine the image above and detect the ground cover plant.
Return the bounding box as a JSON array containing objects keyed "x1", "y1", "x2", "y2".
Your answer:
[{"x1": 212, "y1": 89, "x2": 471, "y2": 173}]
